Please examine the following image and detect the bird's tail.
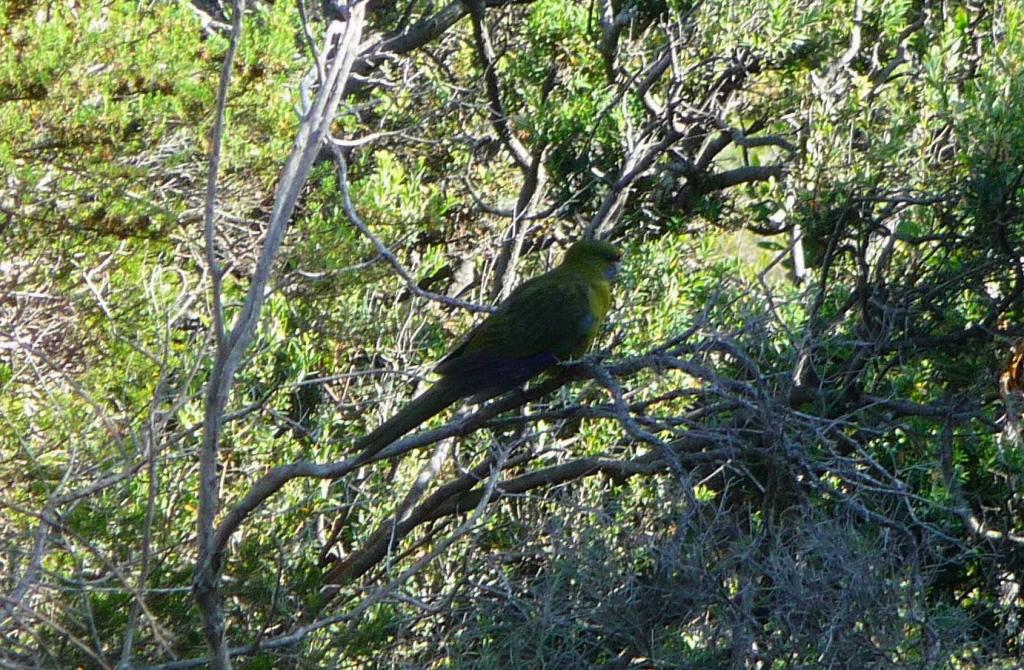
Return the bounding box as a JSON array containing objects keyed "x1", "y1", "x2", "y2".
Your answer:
[{"x1": 354, "y1": 381, "x2": 463, "y2": 460}]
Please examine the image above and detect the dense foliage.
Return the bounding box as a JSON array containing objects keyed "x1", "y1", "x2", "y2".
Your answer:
[{"x1": 2, "y1": 1, "x2": 1023, "y2": 668}]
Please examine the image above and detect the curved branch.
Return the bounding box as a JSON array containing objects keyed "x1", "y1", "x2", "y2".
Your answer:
[{"x1": 325, "y1": 438, "x2": 732, "y2": 587}]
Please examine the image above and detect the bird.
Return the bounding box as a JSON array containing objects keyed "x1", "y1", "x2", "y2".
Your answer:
[{"x1": 352, "y1": 239, "x2": 622, "y2": 458}]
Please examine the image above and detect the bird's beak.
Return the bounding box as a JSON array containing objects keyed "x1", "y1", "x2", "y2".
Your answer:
[{"x1": 605, "y1": 261, "x2": 621, "y2": 281}]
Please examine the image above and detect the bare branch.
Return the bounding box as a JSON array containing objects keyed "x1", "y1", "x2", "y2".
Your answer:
[
  {"x1": 193, "y1": 0, "x2": 246, "y2": 664},
  {"x1": 329, "y1": 143, "x2": 495, "y2": 314},
  {"x1": 465, "y1": 0, "x2": 532, "y2": 170},
  {"x1": 194, "y1": 5, "x2": 368, "y2": 667}
]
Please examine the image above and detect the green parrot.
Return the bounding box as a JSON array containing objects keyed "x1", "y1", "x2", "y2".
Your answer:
[{"x1": 355, "y1": 239, "x2": 622, "y2": 455}]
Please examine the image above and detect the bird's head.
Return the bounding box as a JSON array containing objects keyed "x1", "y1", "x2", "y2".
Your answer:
[{"x1": 562, "y1": 239, "x2": 623, "y2": 280}]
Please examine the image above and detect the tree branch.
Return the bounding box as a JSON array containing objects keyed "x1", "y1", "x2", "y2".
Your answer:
[{"x1": 193, "y1": 6, "x2": 367, "y2": 668}]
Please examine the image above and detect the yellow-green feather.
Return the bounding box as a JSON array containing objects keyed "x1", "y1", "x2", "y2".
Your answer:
[{"x1": 352, "y1": 239, "x2": 621, "y2": 457}]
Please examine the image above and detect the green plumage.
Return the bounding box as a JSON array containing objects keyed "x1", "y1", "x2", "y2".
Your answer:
[{"x1": 353, "y1": 239, "x2": 621, "y2": 458}]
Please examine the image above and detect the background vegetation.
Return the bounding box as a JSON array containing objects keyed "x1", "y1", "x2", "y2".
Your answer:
[{"x1": 2, "y1": 0, "x2": 1023, "y2": 668}]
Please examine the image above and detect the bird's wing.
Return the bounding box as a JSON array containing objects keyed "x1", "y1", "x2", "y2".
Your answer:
[
  {"x1": 457, "y1": 272, "x2": 594, "y2": 360},
  {"x1": 434, "y1": 272, "x2": 596, "y2": 396}
]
